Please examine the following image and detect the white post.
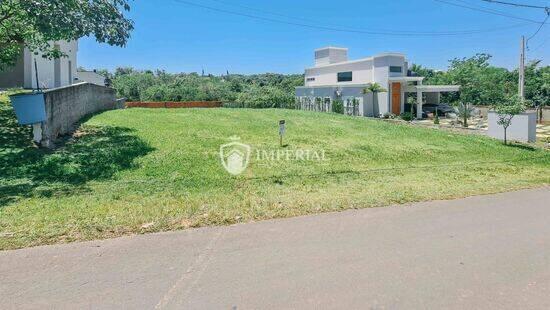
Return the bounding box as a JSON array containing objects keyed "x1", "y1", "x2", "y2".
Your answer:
[
  {"x1": 416, "y1": 91, "x2": 423, "y2": 119},
  {"x1": 32, "y1": 123, "x2": 42, "y2": 143}
]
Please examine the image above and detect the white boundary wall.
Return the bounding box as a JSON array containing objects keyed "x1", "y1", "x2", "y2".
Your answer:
[{"x1": 488, "y1": 111, "x2": 537, "y2": 143}]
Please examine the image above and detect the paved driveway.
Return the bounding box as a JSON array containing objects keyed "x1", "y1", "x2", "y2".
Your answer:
[{"x1": 1, "y1": 187, "x2": 549, "y2": 309}]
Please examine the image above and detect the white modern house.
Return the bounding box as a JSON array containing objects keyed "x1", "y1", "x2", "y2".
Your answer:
[
  {"x1": 75, "y1": 70, "x2": 109, "y2": 86},
  {"x1": 296, "y1": 47, "x2": 460, "y2": 118},
  {"x1": 0, "y1": 41, "x2": 78, "y2": 90}
]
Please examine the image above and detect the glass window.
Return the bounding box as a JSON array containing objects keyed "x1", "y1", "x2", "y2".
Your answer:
[
  {"x1": 390, "y1": 66, "x2": 403, "y2": 73},
  {"x1": 337, "y1": 71, "x2": 353, "y2": 82}
]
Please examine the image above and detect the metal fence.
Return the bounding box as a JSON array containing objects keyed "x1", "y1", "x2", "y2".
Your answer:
[
  {"x1": 344, "y1": 98, "x2": 361, "y2": 116},
  {"x1": 296, "y1": 97, "x2": 332, "y2": 112},
  {"x1": 296, "y1": 96, "x2": 362, "y2": 117}
]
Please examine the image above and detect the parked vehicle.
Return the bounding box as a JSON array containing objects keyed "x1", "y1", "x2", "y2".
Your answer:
[
  {"x1": 422, "y1": 103, "x2": 455, "y2": 116},
  {"x1": 404, "y1": 103, "x2": 458, "y2": 119}
]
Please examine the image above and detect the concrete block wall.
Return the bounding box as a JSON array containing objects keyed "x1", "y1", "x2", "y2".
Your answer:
[
  {"x1": 475, "y1": 106, "x2": 549, "y2": 121},
  {"x1": 487, "y1": 111, "x2": 537, "y2": 143},
  {"x1": 39, "y1": 82, "x2": 119, "y2": 148}
]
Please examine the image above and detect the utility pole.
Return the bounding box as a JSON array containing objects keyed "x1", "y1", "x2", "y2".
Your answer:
[{"x1": 519, "y1": 36, "x2": 525, "y2": 101}]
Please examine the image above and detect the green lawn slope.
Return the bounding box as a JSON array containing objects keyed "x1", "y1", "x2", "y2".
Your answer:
[{"x1": 1, "y1": 102, "x2": 549, "y2": 249}]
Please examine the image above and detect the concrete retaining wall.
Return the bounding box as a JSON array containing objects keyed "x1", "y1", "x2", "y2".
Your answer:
[
  {"x1": 475, "y1": 106, "x2": 549, "y2": 120},
  {"x1": 38, "y1": 82, "x2": 121, "y2": 148},
  {"x1": 488, "y1": 111, "x2": 537, "y2": 143}
]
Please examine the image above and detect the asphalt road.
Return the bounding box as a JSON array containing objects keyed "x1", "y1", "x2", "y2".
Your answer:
[{"x1": 1, "y1": 187, "x2": 550, "y2": 309}]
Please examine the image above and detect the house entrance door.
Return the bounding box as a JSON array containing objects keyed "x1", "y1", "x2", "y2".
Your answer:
[{"x1": 391, "y1": 83, "x2": 401, "y2": 115}]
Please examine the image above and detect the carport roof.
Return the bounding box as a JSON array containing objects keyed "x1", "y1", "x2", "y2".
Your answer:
[
  {"x1": 414, "y1": 85, "x2": 460, "y2": 92},
  {"x1": 388, "y1": 76, "x2": 425, "y2": 82}
]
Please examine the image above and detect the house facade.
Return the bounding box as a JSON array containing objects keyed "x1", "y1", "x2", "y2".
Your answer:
[
  {"x1": 296, "y1": 47, "x2": 460, "y2": 118},
  {"x1": 0, "y1": 41, "x2": 78, "y2": 90},
  {"x1": 75, "y1": 70, "x2": 109, "y2": 86}
]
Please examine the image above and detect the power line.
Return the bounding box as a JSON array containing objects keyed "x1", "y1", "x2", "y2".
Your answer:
[
  {"x1": 209, "y1": 0, "x2": 524, "y2": 35},
  {"x1": 434, "y1": 0, "x2": 543, "y2": 24},
  {"x1": 173, "y1": 0, "x2": 532, "y2": 36},
  {"x1": 481, "y1": 0, "x2": 549, "y2": 10},
  {"x1": 527, "y1": 13, "x2": 550, "y2": 47},
  {"x1": 530, "y1": 36, "x2": 550, "y2": 51},
  {"x1": 480, "y1": 0, "x2": 550, "y2": 48}
]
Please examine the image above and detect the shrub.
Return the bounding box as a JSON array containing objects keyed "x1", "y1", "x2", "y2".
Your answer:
[
  {"x1": 383, "y1": 112, "x2": 396, "y2": 119},
  {"x1": 332, "y1": 99, "x2": 344, "y2": 114},
  {"x1": 400, "y1": 112, "x2": 414, "y2": 121},
  {"x1": 235, "y1": 85, "x2": 294, "y2": 109}
]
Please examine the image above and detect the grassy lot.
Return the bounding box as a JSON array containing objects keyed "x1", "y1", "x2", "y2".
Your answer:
[{"x1": 1, "y1": 96, "x2": 549, "y2": 250}]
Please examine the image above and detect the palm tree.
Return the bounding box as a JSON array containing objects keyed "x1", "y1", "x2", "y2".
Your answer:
[{"x1": 362, "y1": 83, "x2": 387, "y2": 117}]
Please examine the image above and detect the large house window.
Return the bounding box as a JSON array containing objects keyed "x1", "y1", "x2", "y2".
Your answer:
[
  {"x1": 390, "y1": 66, "x2": 403, "y2": 73},
  {"x1": 337, "y1": 71, "x2": 353, "y2": 82}
]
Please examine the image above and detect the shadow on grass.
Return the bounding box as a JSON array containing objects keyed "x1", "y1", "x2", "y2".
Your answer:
[
  {"x1": 0, "y1": 103, "x2": 154, "y2": 207},
  {"x1": 505, "y1": 143, "x2": 537, "y2": 151}
]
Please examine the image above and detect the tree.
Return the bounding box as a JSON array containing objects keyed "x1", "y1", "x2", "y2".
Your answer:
[
  {"x1": 235, "y1": 85, "x2": 294, "y2": 109},
  {"x1": 362, "y1": 83, "x2": 387, "y2": 117},
  {"x1": 456, "y1": 102, "x2": 475, "y2": 128},
  {"x1": 521, "y1": 60, "x2": 550, "y2": 123},
  {"x1": 494, "y1": 95, "x2": 527, "y2": 145},
  {"x1": 0, "y1": 0, "x2": 134, "y2": 68},
  {"x1": 441, "y1": 54, "x2": 514, "y2": 106}
]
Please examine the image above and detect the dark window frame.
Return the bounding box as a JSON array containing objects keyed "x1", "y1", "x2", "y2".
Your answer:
[
  {"x1": 337, "y1": 71, "x2": 353, "y2": 82},
  {"x1": 390, "y1": 66, "x2": 403, "y2": 73}
]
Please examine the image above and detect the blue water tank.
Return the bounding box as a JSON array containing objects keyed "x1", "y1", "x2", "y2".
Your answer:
[{"x1": 9, "y1": 92, "x2": 46, "y2": 125}]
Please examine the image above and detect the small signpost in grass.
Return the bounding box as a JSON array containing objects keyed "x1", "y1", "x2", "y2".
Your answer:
[{"x1": 279, "y1": 120, "x2": 286, "y2": 147}]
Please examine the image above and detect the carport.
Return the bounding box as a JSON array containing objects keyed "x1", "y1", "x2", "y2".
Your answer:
[
  {"x1": 407, "y1": 85, "x2": 461, "y2": 119},
  {"x1": 389, "y1": 76, "x2": 460, "y2": 118}
]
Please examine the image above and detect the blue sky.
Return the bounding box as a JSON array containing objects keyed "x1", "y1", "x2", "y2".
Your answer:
[{"x1": 78, "y1": 0, "x2": 550, "y2": 74}]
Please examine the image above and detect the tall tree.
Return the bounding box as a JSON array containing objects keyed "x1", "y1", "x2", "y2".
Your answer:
[
  {"x1": 521, "y1": 60, "x2": 550, "y2": 122},
  {"x1": 0, "y1": 0, "x2": 134, "y2": 68},
  {"x1": 441, "y1": 54, "x2": 516, "y2": 106}
]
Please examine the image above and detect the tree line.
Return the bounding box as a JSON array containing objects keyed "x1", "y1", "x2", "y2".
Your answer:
[
  {"x1": 105, "y1": 53, "x2": 547, "y2": 109},
  {"x1": 411, "y1": 54, "x2": 548, "y2": 108},
  {"x1": 108, "y1": 68, "x2": 303, "y2": 108}
]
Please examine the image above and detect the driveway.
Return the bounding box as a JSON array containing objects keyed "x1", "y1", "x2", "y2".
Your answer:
[{"x1": 1, "y1": 187, "x2": 550, "y2": 309}]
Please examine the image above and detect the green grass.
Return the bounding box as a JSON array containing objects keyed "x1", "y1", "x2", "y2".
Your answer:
[{"x1": 1, "y1": 99, "x2": 549, "y2": 250}]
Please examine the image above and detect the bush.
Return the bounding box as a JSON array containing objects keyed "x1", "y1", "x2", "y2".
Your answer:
[
  {"x1": 400, "y1": 112, "x2": 414, "y2": 121},
  {"x1": 332, "y1": 99, "x2": 344, "y2": 114},
  {"x1": 383, "y1": 112, "x2": 396, "y2": 119},
  {"x1": 110, "y1": 68, "x2": 304, "y2": 106},
  {"x1": 235, "y1": 85, "x2": 294, "y2": 109}
]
